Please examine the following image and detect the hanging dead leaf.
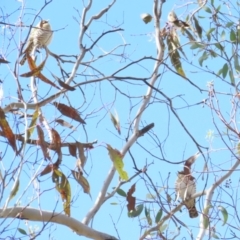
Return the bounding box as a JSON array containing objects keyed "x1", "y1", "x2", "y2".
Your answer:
[
  {"x1": 106, "y1": 144, "x2": 129, "y2": 180},
  {"x1": 110, "y1": 110, "x2": 121, "y2": 135},
  {"x1": 20, "y1": 55, "x2": 60, "y2": 90},
  {"x1": 55, "y1": 119, "x2": 75, "y2": 130},
  {"x1": 167, "y1": 35, "x2": 186, "y2": 77},
  {"x1": 76, "y1": 141, "x2": 86, "y2": 168},
  {"x1": 68, "y1": 144, "x2": 77, "y2": 157},
  {"x1": 40, "y1": 163, "x2": 58, "y2": 176},
  {"x1": 50, "y1": 128, "x2": 62, "y2": 158},
  {"x1": 52, "y1": 169, "x2": 71, "y2": 216},
  {"x1": 127, "y1": 183, "x2": 136, "y2": 212},
  {"x1": 51, "y1": 73, "x2": 76, "y2": 91},
  {"x1": 36, "y1": 125, "x2": 50, "y2": 161},
  {"x1": 0, "y1": 107, "x2": 17, "y2": 152},
  {"x1": 20, "y1": 54, "x2": 46, "y2": 77},
  {"x1": 27, "y1": 108, "x2": 39, "y2": 140},
  {"x1": 172, "y1": 31, "x2": 187, "y2": 59},
  {"x1": 37, "y1": 72, "x2": 61, "y2": 90},
  {"x1": 0, "y1": 58, "x2": 10, "y2": 64},
  {"x1": 71, "y1": 170, "x2": 91, "y2": 195},
  {"x1": 53, "y1": 102, "x2": 86, "y2": 124}
]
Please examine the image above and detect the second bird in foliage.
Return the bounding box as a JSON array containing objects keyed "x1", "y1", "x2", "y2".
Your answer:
[{"x1": 168, "y1": 11, "x2": 189, "y2": 28}]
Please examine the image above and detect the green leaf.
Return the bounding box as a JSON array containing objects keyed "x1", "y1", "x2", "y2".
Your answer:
[
  {"x1": 110, "y1": 202, "x2": 118, "y2": 205},
  {"x1": 9, "y1": 179, "x2": 20, "y2": 202},
  {"x1": 199, "y1": 51, "x2": 208, "y2": 66},
  {"x1": 229, "y1": 70, "x2": 235, "y2": 85},
  {"x1": 27, "y1": 108, "x2": 39, "y2": 140},
  {"x1": 190, "y1": 43, "x2": 203, "y2": 49},
  {"x1": 203, "y1": 217, "x2": 209, "y2": 229},
  {"x1": 159, "y1": 224, "x2": 168, "y2": 233},
  {"x1": 221, "y1": 30, "x2": 226, "y2": 40},
  {"x1": 222, "y1": 63, "x2": 228, "y2": 78},
  {"x1": 155, "y1": 209, "x2": 163, "y2": 223},
  {"x1": 128, "y1": 204, "x2": 144, "y2": 218},
  {"x1": 53, "y1": 170, "x2": 71, "y2": 216},
  {"x1": 145, "y1": 207, "x2": 152, "y2": 226},
  {"x1": 209, "y1": 50, "x2": 217, "y2": 58},
  {"x1": 18, "y1": 228, "x2": 27, "y2": 235},
  {"x1": 225, "y1": 22, "x2": 234, "y2": 28},
  {"x1": 107, "y1": 144, "x2": 129, "y2": 180},
  {"x1": 146, "y1": 193, "x2": 156, "y2": 199},
  {"x1": 237, "y1": 142, "x2": 240, "y2": 155},
  {"x1": 237, "y1": 29, "x2": 240, "y2": 43},
  {"x1": 212, "y1": 233, "x2": 220, "y2": 239},
  {"x1": 167, "y1": 37, "x2": 186, "y2": 78},
  {"x1": 218, "y1": 206, "x2": 228, "y2": 226},
  {"x1": 206, "y1": 28, "x2": 215, "y2": 41},
  {"x1": 184, "y1": 29, "x2": 196, "y2": 41},
  {"x1": 233, "y1": 51, "x2": 240, "y2": 72},
  {"x1": 193, "y1": 16, "x2": 202, "y2": 39},
  {"x1": 204, "y1": 7, "x2": 212, "y2": 13},
  {"x1": 203, "y1": 205, "x2": 212, "y2": 229},
  {"x1": 215, "y1": 43, "x2": 223, "y2": 51},
  {"x1": 230, "y1": 29, "x2": 236, "y2": 42},
  {"x1": 116, "y1": 188, "x2": 127, "y2": 197}
]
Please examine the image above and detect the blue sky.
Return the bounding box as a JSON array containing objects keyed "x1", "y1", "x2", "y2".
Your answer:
[{"x1": 1, "y1": 0, "x2": 240, "y2": 239}]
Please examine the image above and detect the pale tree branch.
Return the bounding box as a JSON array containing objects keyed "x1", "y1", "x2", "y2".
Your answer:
[
  {"x1": 0, "y1": 207, "x2": 118, "y2": 240},
  {"x1": 139, "y1": 190, "x2": 206, "y2": 240},
  {"x1": 196, "y1": 158, "x2": 240, "y2": 240},
  {"x1": 82, "y1": 0, "x2": 165, "y2": 226}
]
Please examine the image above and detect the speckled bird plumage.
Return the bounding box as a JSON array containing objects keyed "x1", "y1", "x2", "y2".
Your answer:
[
  {"x1": 20, "y1": 20, "x2": 53, "y2": 65},
  {"x1": 175, "y1": 153, "x2": 200, "y2": 218}
]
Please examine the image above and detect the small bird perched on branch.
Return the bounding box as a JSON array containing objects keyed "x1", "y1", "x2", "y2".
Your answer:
[
  {"x1": 168, "y1": 11, "x2": 189, "y2": 28},
  {"x1": 20, "y1": 20, "x2": 53, "y2": 65},
  {"x1": 175, "y1": 152, "x2": 200, "y2": 218}
]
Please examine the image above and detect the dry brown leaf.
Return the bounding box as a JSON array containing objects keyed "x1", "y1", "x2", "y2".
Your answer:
[
  {"x1": 55, "y1": 119, "x2": 75, "y2": 130},
  {"x1": 71, "y1": 170, "x2": 90, "y2": 195},
  {"x1": 110, "y1": 110, "x2": 121, "y2": 135},
  {"x1": 0, "y1": 107, "x2": 16, "y2": 152},
  {"x1": 40, "y1": 163, "x2": 58, "y2": 176},
  {"x1": 76, "y1": 141, "x2": 86, "y2": 168},
  {"x1": 53, "y1": 102, "x2": 86, "y2": 124},
  {"x1": 127, "y1": 183, "x2": 136, "y2": 212},
  {"x1": 38, "y1": 73, "x2": 61, "y2": 90},
  {"x1": 50, "y1": 128, "x2": 62, "y2": 156},
  {"x1": 21, "y1": 55, "x2": 61, "y2": 90},
  {"x1": 51, "y1": 73, "x2": 76, "y2": 91},
  {"x1": 0, "y1": 58, "x2": 10, "y2": 64},
  {"x1": 20, "y1": 54, "x2": 46, "y2": 77},
  {"x1": 37, "y1": 125, "x2": 50, "y2": 161},
  {"x1": 68, "y1": 144, "x2": 77, "y2": 157}
]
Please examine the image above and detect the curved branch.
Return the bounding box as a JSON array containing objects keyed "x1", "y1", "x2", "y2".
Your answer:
[
  {"x1": 139, "y1": 190, "x2": 206, "y2": 240},
  {"x1": 82, "y1": 0, "x2": 165, "y2": 227},
  {"x1": 0, "y1": 207, "x2": 118, "y2": 240},
  {"x1": 196, "y1": 158, "x2": 240, "y2": 240}
]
